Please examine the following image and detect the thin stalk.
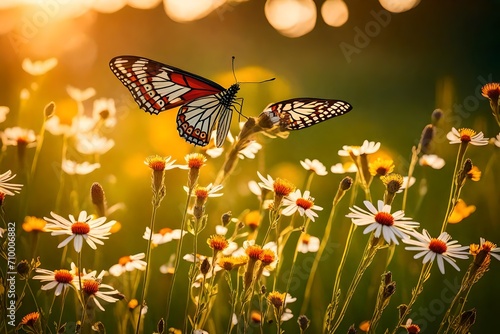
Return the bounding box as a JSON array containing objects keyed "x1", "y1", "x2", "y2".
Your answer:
[
  {"x1": 440, "y1": 142, "x2": 468, "y2": 234},
  {"x1": 328, "y1": 234, "x2": 380, "y2": 333},
  {"x1": 57, "y1": 288, "x2": 69, "y2": 332},
  {"x1": 390, "y1": 261, "x2": 433, "y2": 334},
  {"x1": 166, "y1": 188, "x2": 193, "y2": 322},
  {"x1": 402, "y1": 145, "x2": 420, "y2": 212},
  {"x1": 300, "y1": 201, "x2": 337, "y2": 315},
  {"x1": 136, "y1": 203, "x2": 160, "y2": 334}
]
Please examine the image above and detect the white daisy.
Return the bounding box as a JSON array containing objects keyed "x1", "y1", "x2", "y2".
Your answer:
[
  {"x1": 92, "y1": 98, "x2": 117, "y2": 128},
  {"x1": 446, "y1": 127, "x2": 488, "y2": 146},
  {"x1": 238, "y1": 140, "x2": 262, "y2": 159},
  {"x1": 45, "y1": 115, "x2": 73, "y2": 136},
  {"x1": 75, "y1": 133, "x2": 115, "y2": 155},
  {"x1": 33, "y1": 268, "x2": 76, "y2": 296},
  {"x1": 471, "y1": 237, "x2": 500, "y2": 262},
  {"x1": 22, "y1": 57, "x2": 58, "y2": 76},
  {"x1": 300, "y1": 159, "x2": 328, "y2": 176},
  {"x1": 70, "y1": 115, "x2": 97, "y2": 134},
  {"x1": 159, "y1": 254, "x2": 176, "y2": 275},
  {"x1": 403, "y1": 229, "x2": 469, "y2": 274},
  {"x1": 248, "y1": 180, "x2": 262, "y2": 196},
  {"x1": 419, "y1": 154, "x2": 445, "y2": 169},
  {"x1": 69, "y1": 262, "x2": 97, "y2": 282},
  {"x1": 143, "y1": 227, "x2": 186, "y2": 246},
  {"x1": 297, "y1": 234, "x2": 320, "y2": 253},
  {"x1": 346, "y1": 200, "x2": 419, "y2": 245},
  {"x1": 193, "y1": 330, "x2": 209, "y2": 334},
  {"x1": 77, "y1": 270, "x2": 121, "y2": 311},
  {"x1": 330, "y1": 162, "x2": 358, "y2": 174},
  {"x1": 184, "y1": 183, "x2": 224, "y2": 198},
  {"x1": 2, "y1": 127, "x2": 37, "y2": 148},
  {"x1": 44, "y1": 211, "x2": 116, "y2": 253},
  {"x1": 0, "y1": 106, "x2": 9, "y2": 123},
  {"x1": 338, "y1": 140, "x2": 380, "y2": 157},
  {"x1": 281, "y1": 189, "x2": 323, "y2": 222},
  {"x1": 281, "y1": 308, "x2": 293, "y2": 322},
  {"x1": 66, "y1": 86, "x2": 96, "y2": 102},
  {"x1": 257, "y1": 171, "x2": 275, "y2": 192},
  {"x1": 62, "y1": 160, "x2": 101, "y2": 175},
  {"x1": 494, "y1": 133, "x2": 500, "y2": 148},
  {"x1": 144, "y1": 155, "x2": 182, "y2": 170},
  {"x1": 0, "y1": 170, "x2": 23, "y2": 196},
  {"x1": 205, "y1": 145, "x2": 224, "y2": 159},
  {"x1": 396, "y1": 176, "x2": 416, "y2": 193},
  {"x1": 109, "y1": 253, "x2": 147, "y2": 277}
]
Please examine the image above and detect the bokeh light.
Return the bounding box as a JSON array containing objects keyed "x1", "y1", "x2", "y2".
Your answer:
[
  {"x1": 378, "y1": 0, "x2": 420, "y2": 13},
  {"x1": 264, "y1": 0, "x2": 317, "y2": 38},
  {"x1": 163, "y1": 0, "x2": 225, "y2": 22},
  {"x1": 321, "y1": 0, "x2": 349, "y2": 27}
]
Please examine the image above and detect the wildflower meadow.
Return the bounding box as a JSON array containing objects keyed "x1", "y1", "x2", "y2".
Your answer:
[{"x1": 1, "y1": 2, "x2": 500, "y2": 334}]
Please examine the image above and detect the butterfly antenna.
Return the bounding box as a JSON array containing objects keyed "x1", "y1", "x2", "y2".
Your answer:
[
  {"x1": 231, "y1": 56, "x2": 238, "y2": 83},
  {"x1": 231, "y1": 56, "x2": 275, "y2": 84}
]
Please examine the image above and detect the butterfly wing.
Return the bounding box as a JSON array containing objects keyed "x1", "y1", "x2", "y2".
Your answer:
[
  {"x1": 176, "y1": 83, "x2": 240, "y2": 147},
  {"x1": 176, "y1": 95, "x2": 233, "y2": 147},
  {"x1": 261, "y1": 98, "x2": 352, "y2": 130},
  {"x1": 109, "y1": 55, "x2": 225, "y2": 115}
]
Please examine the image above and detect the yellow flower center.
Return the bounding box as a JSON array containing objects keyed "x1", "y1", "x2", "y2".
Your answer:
[
  {"x1": 267, "y1": 291, "x2": 285, "y2": 308},
  {"x1": 83, "y1": 279, "x2": 99, "y2": 295},
  {"x1": 118, "y1": 256, "x2": 132, "y2": 266},
  {"x1": 482, "y1": 241, "x2": 496, "y2": 253},
  {"x1": 195, "y1": 187, "x2": 209, "y2": 200},
  {"x1": 296, "y1": 197, "x2": 314, "y2": 210},
  {"x1": 428, "y1": 238, "x2": 447, "y2": 254},
  {"x1": 273, "y1": 178, "x2": 294, "y2": 196},
  {"x1": 186, "y1": 153, "x2": 206, "y2": 169},
  {"x1": 458, "y1": 128, "x2": 476, "y2": 143},
  {"x1": 374, "y1": 212, "x2": 394, "y2": 226},
  {"x1": 246, "y1": 245, "x2": 263, "y2": 260},
  {"x1": 259, "y1": 249, "x2": 276, "y2": 265},
  {"x1": 207, "y1": 235, "x2": 229, "y2": 251},
  {"x1": 71, "y1": 222, "x2": 90, "y2": 235},
  {"x1": 245, "y1": 210, "x2": 261, "y2": 230},
  {"x1": 159, "y1": 227, "x2": 173, "y2": 235},
  {"x1": 54, "y1": 269, "x2": 73, "y2": 284},
  {"x1": 301, "y1": 234, "x2": 311, "y2": 245}
]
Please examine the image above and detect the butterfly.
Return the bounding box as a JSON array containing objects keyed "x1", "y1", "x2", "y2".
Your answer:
[
  {"x1": 260, "y1": 98, "x2": 352, "y2": 130},
  {"x1": 109, "y1": 55, "x2": 240, "y2": 147}
]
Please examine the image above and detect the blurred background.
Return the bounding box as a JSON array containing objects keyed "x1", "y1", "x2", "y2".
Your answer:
[{"x1": 1, "y1": 0, "x2": 500, "y2": 333}]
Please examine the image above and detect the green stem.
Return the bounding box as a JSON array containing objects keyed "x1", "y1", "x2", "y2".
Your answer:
[
  {"x1": 136, "y1": 203, "x2": 160, "y2": 334},
  {"x1": 402, "y1": 145, "x2": 420, "y2": 212},
  {"x1": 328, "y1": 234, "x2": 380, "y2": 333},
  {"x1": 58, "y1": 288, "x2": 68, "y2": 332},
  {"x1": 300, "y1": 201, "x2": 337, "y2": 315},
  {"x1": 166, "y1": 187, "x2": 193, "y2": 323},
  {"x1": 391, "y1": 261, "x2": 433, "y2": 334},
  {"x1": 440, "y1": 142, "x2": 468, "y2": 234}
]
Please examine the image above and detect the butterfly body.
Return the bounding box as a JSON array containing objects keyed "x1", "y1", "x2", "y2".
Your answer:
[
  {"x1": 109, "y1": 55, "x2": 239, "y2": 147},
  {"x1": 261, "y1": 98, "x2": 352, "y2": 130}
]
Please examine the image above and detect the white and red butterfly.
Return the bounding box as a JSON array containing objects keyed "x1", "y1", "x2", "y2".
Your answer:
[
  {"x1": 109, "y1": 55, "x2": 240, "y2": 147},
  {"x1": 260, "y1": 98, "x2": 352, "y2": 130}
]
